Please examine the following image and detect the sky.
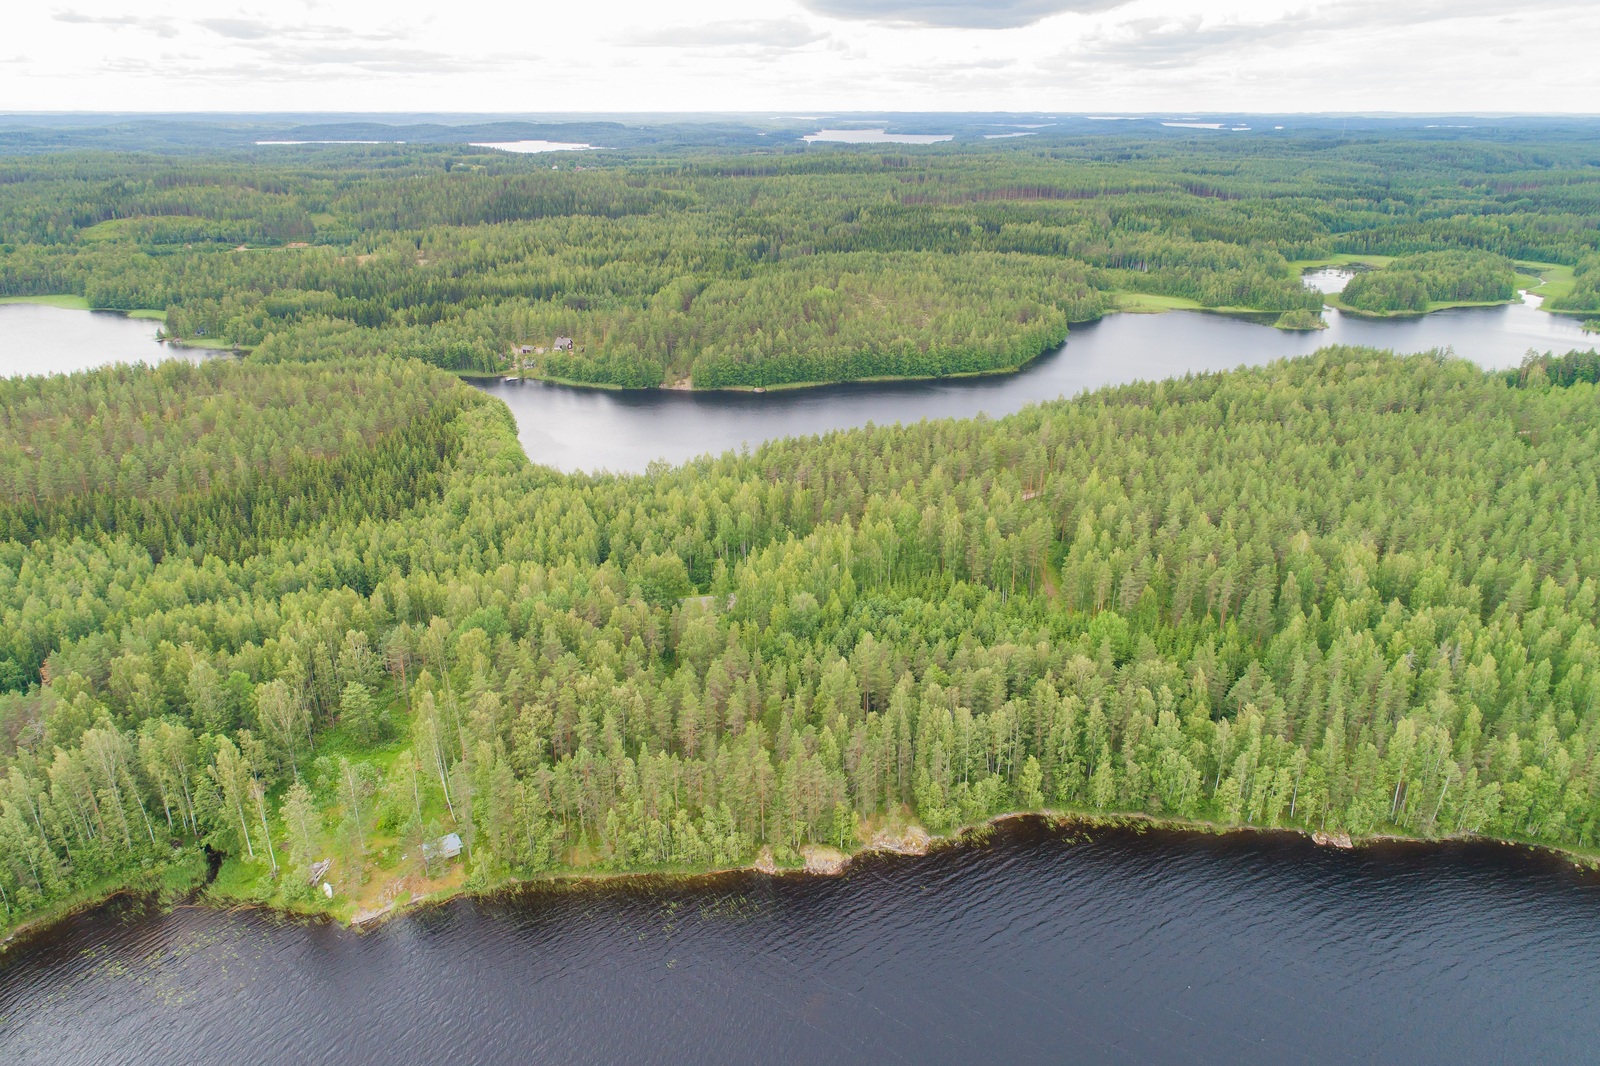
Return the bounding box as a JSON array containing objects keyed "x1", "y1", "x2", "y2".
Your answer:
[{"x1": 4, "y1": 0, "x2": 1598, "y2": 115}]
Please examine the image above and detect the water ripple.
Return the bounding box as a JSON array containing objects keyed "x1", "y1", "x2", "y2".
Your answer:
[{"x1": 5, "y1": 823, "x2": 1600, "y2": 1065}]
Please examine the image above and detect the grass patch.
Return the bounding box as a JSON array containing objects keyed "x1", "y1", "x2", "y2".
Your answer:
[
  {"x1": 1325, "y1": 293, "x2": 1516, "y2": 317},
  {"x1": 1289, "y1": 254, "x2": 1395, "y2": 272},
  {"x1": 1520, "y1": 262, "x2": 1577, "y2": 303},
  {"x1": 171, "y1": 336, "x2": 247, "y2": 350},
  {"x1": 1112, "y1": 291, "x2": 1205, "y2": 313},
  {"x1": 77, "y1": 217, "x2": 148, "y2": 241},
  {"x1": 0, "y1": 294, "x2": 166, "y2": 318},
  {"x1": 1110, "y1": 291, "x2": 1282, "y2": 318},
  {"x1": 208, "y1": 855, "x2": 279, "y2": 903},
  {"x1": 0, "y1": 294, "x2": 91, "y2": 309}
]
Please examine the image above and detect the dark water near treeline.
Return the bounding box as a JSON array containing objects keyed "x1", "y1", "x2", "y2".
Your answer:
[
  {"x1": 0, "y1": 304, "x2": 211, "y2": 378},
  {"x1": 2, "y1": 291, "x2": 1591, "y2": 474},
  {"x1": 5, "y1": 296, "x2": 1600, "y2": 1062},
  {"x1": 473, "y1": 294, "x2": 1592, "y2": 472},
  {"x1": 4, "y1": 821, "x2": 1600, "y2": 1065}
]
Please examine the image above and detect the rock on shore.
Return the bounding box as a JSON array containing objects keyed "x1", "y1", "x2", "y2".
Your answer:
[{"x1": 800, "y1": 846, "x2": 850, "y2": 876}]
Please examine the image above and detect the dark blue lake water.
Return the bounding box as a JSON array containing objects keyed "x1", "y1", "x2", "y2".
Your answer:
[{"x1": 3, "y1": 821, "x2": 1598, "y2": 1065}]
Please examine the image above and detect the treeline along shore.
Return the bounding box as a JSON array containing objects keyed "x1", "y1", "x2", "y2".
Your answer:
[
  {"x1": 5, "y1": 344, "x2": 1600, "y2": 936},
  {"x1": 0, "y1": 133, "x2": 1597, "y2": 390}
]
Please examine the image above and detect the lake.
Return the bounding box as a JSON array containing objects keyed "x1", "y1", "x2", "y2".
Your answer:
[
  {"x1": 4, "y1": 820, "x2": 1599, "y2": 1065},
  {"x1": 2, "y1": 292, "x2": 1593, "y2": 474},
  {"x1": 4, "y1": 296, "x2": 1600, "y2": 1063},
  {"x1": 471, "y1": 140, "x2": 603, "y2": 153},
  {"x1": 474, "y1": 294, "x2": 1594, "y2": 472},
  {"x1": 803, "y1": 129, "x2": 955, "y2": 144},
  {"x1": 0, "y1": 303, "x2": 211, "y2": 378}
]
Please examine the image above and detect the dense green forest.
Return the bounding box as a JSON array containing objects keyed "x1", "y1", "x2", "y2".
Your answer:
[
  {"x1": 1338, "y1": 251, "x2": 1519, "y2": 314},
  {"x1": 1, "y1": 133, "x2": 1597, "y2": 387},
  {"x1": 1549, "y1": 254, "x2": 1600, "y2": 313},
  {"x1": 6, "y1": 345, "x2": 1600, "y2": 931},
  {"x1": 0, "y1": 360, "x2": 469, "y2": 561}
]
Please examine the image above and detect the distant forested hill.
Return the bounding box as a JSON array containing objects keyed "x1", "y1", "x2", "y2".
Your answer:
[{"x1": 0, "y1": 131, "x2": 1596, "y2": 387}]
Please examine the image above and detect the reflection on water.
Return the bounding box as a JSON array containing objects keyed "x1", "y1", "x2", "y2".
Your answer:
[
  {"x1": 803, "y1": 129, "x2": 954, "y2": 144},
  {"x1": 0, "y1": 304, "x2": 212, "y2": 378},
  {"x1": 476, "y1": 299, "x2": 1594, "y2": 473},
  {"x1": 1302, "y1": 266, "x2": 1355, "y2": 293},
  {"x1": 3, "y1": 822, "x2": 1598, "y2": 1066},
  {"x1": 2, "y1": 297, "x2": 1592, "y2": 475},
  {"x1": 471, "y1": 141, "x2": 602, "y2": 154}
]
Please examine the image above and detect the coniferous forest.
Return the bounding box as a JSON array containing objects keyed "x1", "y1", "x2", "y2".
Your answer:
[
  {"x1": 1, "y1": 133, "x2": 1597, "y2": 386},
  {"x1": 3, "y1": 130, "x2": 1600, "y2": 932}
]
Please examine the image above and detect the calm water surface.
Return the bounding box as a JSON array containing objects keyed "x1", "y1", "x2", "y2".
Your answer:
[
  {"x1": 2, "y1": 295, "x2": 1590, "y2": 473},
  {"x1": 0, "y1": 304, "x2": 211, "y2": 378},
  {"x1": 3, "y1": 822, "x2": 1598, "y2": 1065},
  {"x1": 475, "y1": 295, "x2": 1593, "y2": 472}
]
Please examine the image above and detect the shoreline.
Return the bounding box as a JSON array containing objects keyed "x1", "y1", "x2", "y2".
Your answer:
[
  {"x1": 168, "y1": 811, "x2": 1600, "y2": 933},
  {"x1": 0, "y1": 294, "x2": 166, "y2": 319},
  {"x1": 488, "y1": 300, "x2": 1310, "y2": 397},
  {"x1": 1324, "y1": 293, "x2": 1523, "y2": 318},
  {"x1": 12, "y1": 812, "x2": 1596, "y2": 949},
  {"x1": 0, "y1": 848, "x2": 209, "y2": 954}
]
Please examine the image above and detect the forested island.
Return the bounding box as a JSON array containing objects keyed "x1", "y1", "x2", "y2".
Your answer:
[
  {"x1": 1, "y1": 132, "x2": 1596, "y2": 390},
  {"x1": 4, "y1": 127, "x2": 1600, "y2": 938},
  {"x1": 1333, "y1": 251, "x2": 1522, "y2": 315}
]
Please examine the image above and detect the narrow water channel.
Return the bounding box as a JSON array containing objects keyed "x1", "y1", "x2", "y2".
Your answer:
[
  {"x1": 1, "y1": 292, "x2": 1592, "y2": 474},
  {"x1": 472, "y1": 296, "x2": 1593, "y2": 472}
]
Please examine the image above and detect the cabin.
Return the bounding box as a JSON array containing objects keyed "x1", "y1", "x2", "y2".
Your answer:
[
  {"x1": 422, "y1": 832, "x2": 463, "y2": 873},
  {"x1": 553, "y1": 337, "x2": 574, "y2": 352},
  {"x1": 518, "y1": 345, "x2": 534, "y2": 356}
]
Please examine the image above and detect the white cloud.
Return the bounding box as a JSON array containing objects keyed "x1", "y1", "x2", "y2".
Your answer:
[
  {"x1": 621, "y1": 19, "x2": 825, "y2": 49},
  {"x1": 5, "y1": 0, "x2": 1597, "y2": 112},
  {"x1": 799, "y1": 0, "x2": 1128, "y2": 30}
]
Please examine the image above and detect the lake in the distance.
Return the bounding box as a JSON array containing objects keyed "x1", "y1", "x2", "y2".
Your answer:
[
  {"x1": 0, "y1": 303, "x2": 211, "y2": 378},
  {"x1": 471, "y1": 140, "x2": 604, "y2": 153},
  {"x1": 803, "y1": 129, "x2": 955, "y2": 144},
  {"x1": 4, "y1": 820, "x2": 1599, "y2": 1066}
]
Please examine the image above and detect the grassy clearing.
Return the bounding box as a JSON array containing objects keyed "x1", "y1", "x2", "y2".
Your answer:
[
  {"x1": 0, "y1": 294, "x2": 166, "y2": 318},
  {"x1": 0, "y1": 294, "x2": 92, "y2": 309},
  {"x1": 1110, "y1": 291, "x2": 1283, "y2": 318},
  {"x1": 1289, "y1": 254, "x2": 1395, "y2": 272},
  {"x1": 170, "y1": 336, "x2": 248, "y2": 350},
  {"x1": 1111, "y1": 292, "x2": 1205, "y2": 313},
  {"x1": 1325, "y1": 293, "x2": 1517, "y2": 317},
  {"x1": 77, "y1": 218, "x2": 146, "y2": 241},
  {"x1": 1519, "y1": 262, "x2": 1577, "y2": 303}
]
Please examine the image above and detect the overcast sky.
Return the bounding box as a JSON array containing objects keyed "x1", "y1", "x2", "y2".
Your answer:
[{"x1": 5, "y1": 0, "x2": 1597, "y2": 114}]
